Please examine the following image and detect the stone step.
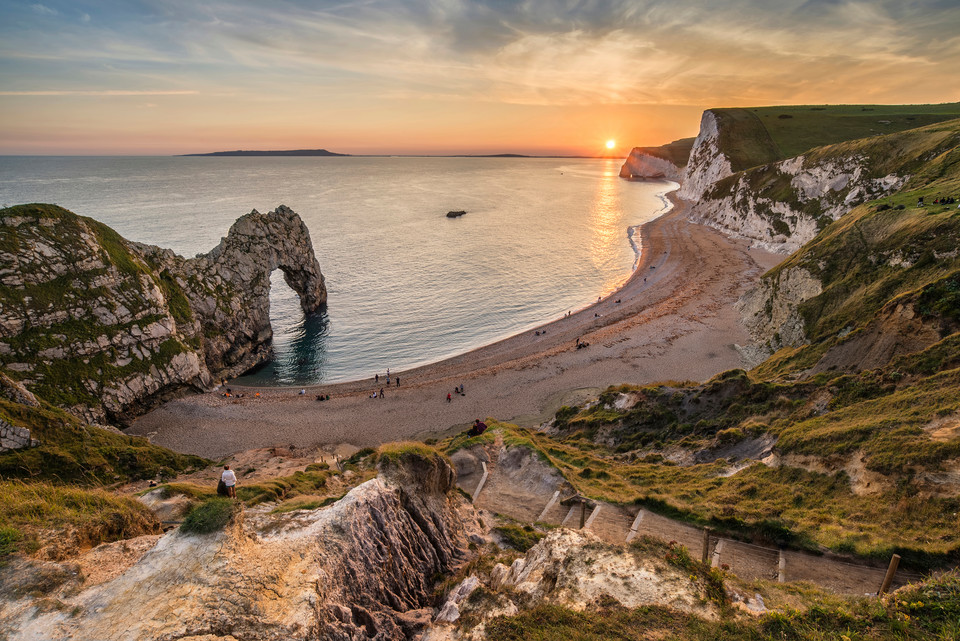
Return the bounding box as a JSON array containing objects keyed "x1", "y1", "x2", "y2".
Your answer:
[
  {"x1": 633, "y1": 509, "x2": 704, "y2": 556},
  {"x1": 474, "y1": 472, "x2": 549, "y2": 523},
  {"x1": 584, "y1": 503, "x2": 634, "y2": 544}
]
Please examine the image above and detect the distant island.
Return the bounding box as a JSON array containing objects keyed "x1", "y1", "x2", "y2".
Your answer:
[
  {"x1": 182, "y1": 148, "x2": 350, "y2": 157},
  {"x1": 181, "y1": 149, "x2": 594, "y2": 158}
]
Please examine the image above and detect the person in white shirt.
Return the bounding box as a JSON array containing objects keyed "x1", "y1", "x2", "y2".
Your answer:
[{"x1": 221, "y1": 465, "x2": 237, "y2": 498}]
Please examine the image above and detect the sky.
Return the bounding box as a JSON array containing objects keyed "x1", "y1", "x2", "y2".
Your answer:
[{"x1": 1, "y1": 0, "x2": 959, "y2": 155}]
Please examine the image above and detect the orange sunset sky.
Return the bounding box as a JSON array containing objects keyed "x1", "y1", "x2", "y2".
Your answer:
[{"x1": 1, "y1": 0, "x2": 959, "y2": 156}]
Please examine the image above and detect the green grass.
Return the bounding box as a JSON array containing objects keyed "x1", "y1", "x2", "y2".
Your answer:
[
  {"x1": 712, "y1": 103, "x2": 960, "y2": 170},
  {"x1": 0, "y1": 526, "x2": 21, "y2": 558},
  {"x1": 236, "y1": 468, "x2": 333, "y2": 506},
  {"x1": 494, "y1": 524, "x2": 544, "y2": 552},
  {"x1": 483, "y1": 570, "x2": 960, "y2": 641},
  {"x1": 0, "y1": 398, "x2": 207, "y2": 485},
  {"x1": 377, "y1": 441, "x2": 445, "y2": 463},
  {"x1": 179, "y1": 497, "x2": 239, "y2": 535},
  {"x1": 484, "y1": 404, "x2": 959, "y2": 566},
  {"x1": 0, "y1": 480, "x2": 159, "y2": 557}
]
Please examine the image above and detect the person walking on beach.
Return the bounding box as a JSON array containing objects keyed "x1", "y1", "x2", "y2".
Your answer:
[
  {"x1": 447, "y1": 392, "x2": 452, "y2": 403},
  {"x1": 375, "y1": 373, "x2": 379, "y2": 383},
  {"x1": 379, "y1": 387, "x2": 385, "y2": 399},
  {"x1": 396, "y1": 377, "x2": 400, "y2": 387},
  {"x1": 221, "y1": 465, "x2": 237, "y2": 499}
]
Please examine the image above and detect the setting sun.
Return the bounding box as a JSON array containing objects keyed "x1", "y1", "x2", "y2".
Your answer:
[{"x1": 605, "y1": 139, "x2": 616, "y2": 149}]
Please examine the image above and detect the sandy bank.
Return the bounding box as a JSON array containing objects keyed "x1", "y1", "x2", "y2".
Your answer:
[{"x1": 128, "y1": 194, "x2": 783, "y2": 458}]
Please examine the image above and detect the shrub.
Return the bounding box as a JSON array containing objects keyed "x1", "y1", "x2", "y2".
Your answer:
[
  {"x1": 495, "y1": 525, "x2": 544, "y2": 552},
  {"x1": 180, "y1": 497, "x2": 238, "y2": 535}
]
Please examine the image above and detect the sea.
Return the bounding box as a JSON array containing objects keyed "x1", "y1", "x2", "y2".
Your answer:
[{"x1": 0, "y1": 156, "x2": 674, "y2": 386}]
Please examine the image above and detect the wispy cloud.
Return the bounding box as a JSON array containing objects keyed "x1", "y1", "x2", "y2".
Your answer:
[
  {"x1": 1, "y1": 0, "x2": 959, "y2": 153},
  {"x1": 0, "y1": 90, "x2": 199, "y2": 96},
  {"x1": 30, "y1": 3, "x2": 57, "y2": 16}
]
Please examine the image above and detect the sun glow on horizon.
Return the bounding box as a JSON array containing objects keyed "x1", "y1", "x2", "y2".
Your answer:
[{"x1": 605, "y1": 139, "x2": 616, "y2": 150}]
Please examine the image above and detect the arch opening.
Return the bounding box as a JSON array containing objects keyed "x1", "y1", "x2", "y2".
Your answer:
[{"x1": 237, "y1": 268, "x2": 330, "y2": 385}]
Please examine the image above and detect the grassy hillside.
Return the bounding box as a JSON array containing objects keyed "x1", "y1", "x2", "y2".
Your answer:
[
  {"x1": 630, "y1": 137, "x2": 696, "y2": 167},
  {"x1": 752, "y1": 119, "x2": 960, "y2": 375},
  {"x1": 0, "y1": 398, "x2": 206, "y2": 485},
  {"x1": 712, "y1": 102, "x2": 960, "y2": 171},
  {"x1": 0, "y1": 481, "x2": 160, "y2": 559},
  {"x1": 500, "y1": 114, "x2": 960, "y2": 569}
]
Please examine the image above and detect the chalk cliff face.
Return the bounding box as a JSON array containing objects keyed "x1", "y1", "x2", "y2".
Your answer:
[
  {"x1": 135, "y1": 206, "x2": 327, "y2": 378},
  {"x1": 688, "y1": 153, "x2": 906, "y2": 254},
  {"x1": 677, "y1": 110, "x2": 734, "y2": 201},
  {"x1": 1, "y1": 451, "x2": 482, "y2": 641},
  {"x1": 619, "y1": 137, "x2": 694, "y2": 182},
  {"x1": 0, "y1": 204, "x2": 326, "y2": 424},
  {"x1": 619, "y1": 150, "x2": 681, "y2": 181},
  {"x1": 677, "y1": 115, "x2": 960, "y2": 254},
  {"x1": 735, "y1": 266, "x2": 823, "y2": 367}
]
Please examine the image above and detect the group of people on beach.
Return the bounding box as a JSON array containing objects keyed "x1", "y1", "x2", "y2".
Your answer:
[
  {"x1": 447, "y1": 383, "x2": 465, "y2": 402},
  {"x1": 374, "y1": 369, "x2": 399, "y2": 386},
  {"x1": 221, "y1": 387, "x2": 260, "y2": 399}
]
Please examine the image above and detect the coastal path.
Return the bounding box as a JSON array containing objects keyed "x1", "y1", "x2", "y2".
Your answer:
[{"x1": 462, "y1": 443, "x2": 925, "y2": 597}]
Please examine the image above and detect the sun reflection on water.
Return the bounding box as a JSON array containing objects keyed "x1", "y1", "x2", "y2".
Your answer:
[{"x1": 589, "y1": 160, "x2": 627, "y2": 296}]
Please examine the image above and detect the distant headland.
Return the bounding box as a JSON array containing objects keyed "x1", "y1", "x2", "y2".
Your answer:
[
  {"x1": 182, "y1": 148, "x2": 350, "y2": 157},
  {"x1": 181, "y1": 149, "x2": 593, "y2": 158}
]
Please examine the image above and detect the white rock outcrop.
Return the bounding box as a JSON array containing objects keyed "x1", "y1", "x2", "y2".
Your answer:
[
  {"x1": 687, "y1": 153, "x2": 907, "y2": 254},
  {"x1": 678, "y1": 110, "x2": 733, "y2": 202},
  {"x1": 735, "y1": 267, "x2": 824, "y2": 366},
  {"x1": 619, "y1": 149, "x2": 682, "y2": 181}
]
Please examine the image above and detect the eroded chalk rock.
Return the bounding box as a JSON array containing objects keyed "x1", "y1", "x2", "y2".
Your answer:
[
  {"x1": 0, "y1": 204, "x2": 326, "y2": 423},
  {"x1": 2, "y1": 451, "x2": 480, "y2": 641}
]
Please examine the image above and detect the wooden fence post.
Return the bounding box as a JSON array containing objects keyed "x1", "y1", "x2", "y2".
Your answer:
[
  {"x1": 701, "y1": 528, "x2": 711, "y2": 564},
  {"x1": 878, "y1": 554, "x2": 901, "y2": 595}
]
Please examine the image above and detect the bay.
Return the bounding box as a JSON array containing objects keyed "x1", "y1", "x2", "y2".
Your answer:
[{"x1": 0, "y1": 156, "x2": 673, "y2": 385}]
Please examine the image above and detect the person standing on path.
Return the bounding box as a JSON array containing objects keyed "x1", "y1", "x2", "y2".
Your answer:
[{"x1": 221, "y1": 465, "x2": 237, "y2": 499}]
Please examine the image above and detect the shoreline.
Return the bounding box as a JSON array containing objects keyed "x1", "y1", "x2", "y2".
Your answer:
[
  {"x1": 233, "y1": 181, "x2": 679, "y2": 393},
  {"x1": 129, "y1": 191, "x2": 784, "y2": 458},
  {"x1": 235, "y1": 178, "x2": 680, "y2": 389}
]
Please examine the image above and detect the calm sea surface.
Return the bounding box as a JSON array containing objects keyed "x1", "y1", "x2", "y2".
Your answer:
[{"x1": 0, "y1": 156, "x2": 673, "y2": 385}]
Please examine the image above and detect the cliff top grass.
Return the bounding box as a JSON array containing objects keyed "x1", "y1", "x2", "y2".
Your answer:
[
  {"x1": 630, "y1": 137, "x2": 696, "y2": 167},
  {"x1": 0, "y1": 480, "x2": 159, "y2": 558},
  {"x1": 711, "y1": 102, "x2": 960, "y2": 171},
  {"x1": 0, "y1": 397, "x2": 207, "y2": 485}
]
